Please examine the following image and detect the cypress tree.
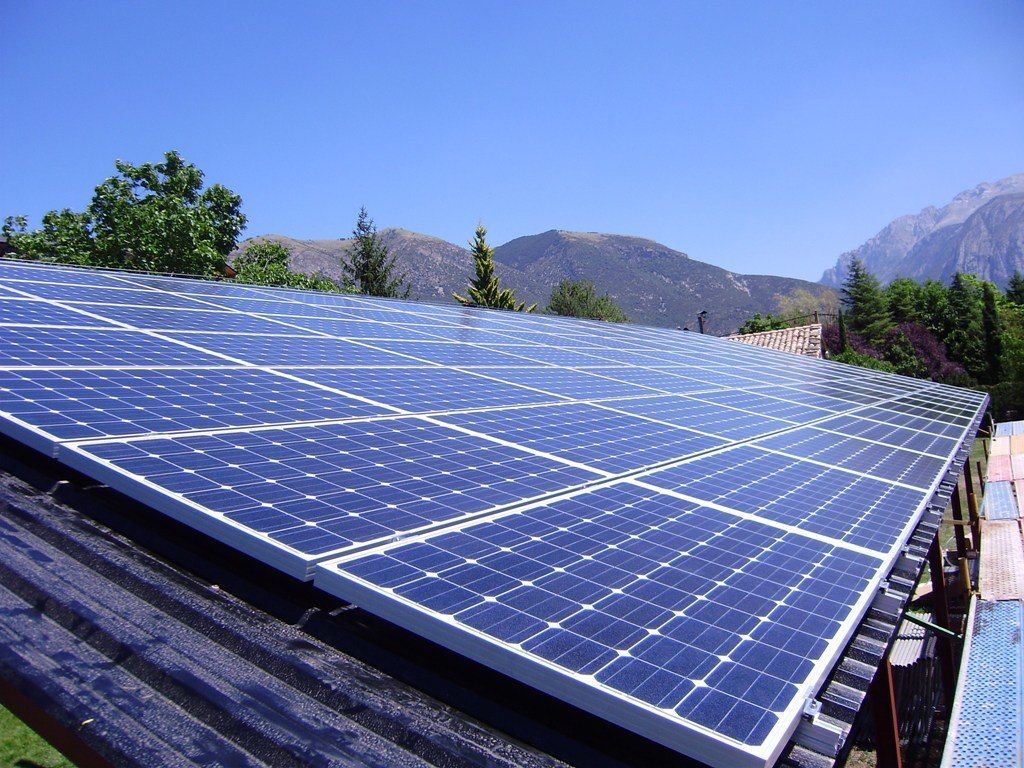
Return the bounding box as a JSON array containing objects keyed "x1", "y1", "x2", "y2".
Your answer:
[
  {"x1": 837, "y1": 309, "x2": 850, "y2": 353},
  {"x1": 982, "y1": 282, "x2": 1002, "y2": 384},
  {"x1": 453, "y1": 225, "x2": 535, "y2": 312}
]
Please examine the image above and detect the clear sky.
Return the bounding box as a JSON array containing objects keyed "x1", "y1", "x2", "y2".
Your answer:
[{"x1": 3, "y1": 1, "x2": 1023, "y2": 281}]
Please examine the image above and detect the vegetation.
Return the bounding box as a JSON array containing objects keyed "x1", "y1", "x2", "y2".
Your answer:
[
  {"x1": 546, "y1": 278, "x2": 627, "y2": 322},
  {"x1": 341, "y1": 207, "x2": 410, "y2": 298},
  {"x1": 454, "y1": 225, "x2": 535, "y2": 312},
  {"x1": 774, "y1": 286, "x2": 839, "y2": 318},
  {"x1": 816, "y1": 267, "x2": 1024, "y2": 418},
  {"x1": 0, "y1": 705, "x2": 72, "y2": 768},
  {"x1": 232, "y1": 240, "x2": 345, "y2": 291},
  {"x1": 4, "y1": 151, "x2": 245, "y2": 275},
  {"x1": 735, "y1": 313, "x2": 790, "y2": 334}
]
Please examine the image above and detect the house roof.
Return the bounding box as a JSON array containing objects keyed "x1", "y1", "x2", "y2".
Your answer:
[{"x1": 726, "y1": 323, "x2": 823, "y2": 358}]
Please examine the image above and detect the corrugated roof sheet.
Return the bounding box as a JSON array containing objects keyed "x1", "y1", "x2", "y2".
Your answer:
[{"x1": 726, "y1": 323, "x2": 823, "y2": 358}]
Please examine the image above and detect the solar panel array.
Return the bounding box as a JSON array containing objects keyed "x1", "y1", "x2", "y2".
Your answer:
[{"x1": 0, "y1": 259, "x2": 987, "y2": 768}]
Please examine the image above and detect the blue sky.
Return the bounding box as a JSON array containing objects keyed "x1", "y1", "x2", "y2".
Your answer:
[{"x1": 2, "y1": 1, "x2": 1022, "y2": 281}]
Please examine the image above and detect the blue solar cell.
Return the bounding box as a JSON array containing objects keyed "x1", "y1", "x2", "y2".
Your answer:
[
  {"x1": 161, "y1": 332, "x2": 411, "y2": 366},
  {"x1": 0, "y1": 367, "x2": 389, "y2": 445},
  {"x1": 0, "y1": 298, "x2": 111, "y2": 327},
  {"x1": 368, "y1": 341, "x2": 554, "y2": 367},
  {"x1": 71, "y1": 418, "x2": 601, "y2": 568},
  {"x1": 597, "y1": 395, "x2": 793, "y2": 440},
  {"x1": 639, "y1": 444, "x2": 928, "y2": 553},
  {"x1": 192, "y1": 295, "x2": 351, "y2": 318},
  {"x1": 852, "y1": 404, "x2": 966, "y2": 439},
  {"x1": 72, "y1": 304, "x2": 299, "y2": 333},
  {"x1": 436, "y1": 403, "x2": 728, "y2": 473},
  {"x1": 752, "y1": 427, "x2": 947, "y2": 489},
  {"x1": 574, "y1": 367, "x2": 725, "y2": 395},
  {"x1": 0, "y1": 263, "x2": 136, "y2": 287},
  {"x1": 320, "y1": 482, "x2": 882, "y2": 758},
  {"x1": 9, "y1": 282, "x2": 214, "y2": 309},
  {"x1": 0, "y1": 327, "x2": 228, "y2": 368},
  {"x1": 813, "y1": 413, "x2": 957, "y2": 456},
  {"x1": 468, "y1": 366, "x2": 656, "y2": 399},
  {"x1": 270, "y1": 315, "x2": 441, "y2": 340},
  {"x1": 285, "y1": 366, "x2": 562, "y2": 412},
  {"x1": 686, "y1": 390, "x2": 834, "y2": 423}
]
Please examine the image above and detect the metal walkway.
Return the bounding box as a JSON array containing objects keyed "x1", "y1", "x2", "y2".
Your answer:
[
  {"x1": 942, "y1": 420, "x2": 1024, "y2": 767},
  {"x1": 941, "y1": 599, "x2": 1024, "y2": 768}
]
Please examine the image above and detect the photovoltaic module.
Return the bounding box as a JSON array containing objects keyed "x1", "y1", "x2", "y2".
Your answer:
[{"x1": 0, "y1": 259, "x2": 987, "y2": 767}]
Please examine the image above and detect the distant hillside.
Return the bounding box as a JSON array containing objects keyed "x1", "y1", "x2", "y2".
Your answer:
[
  {"x1": 821, "y1": 173, "x2": 1024, "y2": 287},
  {"x1": 491, "y1": 230, "x2": 831, "y2": 334},
  {"x1": 233, "y1": 229, "x2": 831, "y2": 334}
]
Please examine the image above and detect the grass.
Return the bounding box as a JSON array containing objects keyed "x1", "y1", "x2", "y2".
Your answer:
[{"x1": 0, "y1": 706, "x2": 73, "y2": 768}]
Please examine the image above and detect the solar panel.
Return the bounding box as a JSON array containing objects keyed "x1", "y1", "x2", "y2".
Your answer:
[{"x1": 0, "y1": 259, "x2": 988, "y2": 767}]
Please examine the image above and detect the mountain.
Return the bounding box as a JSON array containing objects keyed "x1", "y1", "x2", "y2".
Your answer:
[
  {"x1": 233, "y1": 229, "x2": 832, "y2": 334},
  {"x1": 821, "y1": 173, "x2": 1024, "y2": 288},
  {"x1": 491, "y1": 230, "x2": 831, "y2": 333}
]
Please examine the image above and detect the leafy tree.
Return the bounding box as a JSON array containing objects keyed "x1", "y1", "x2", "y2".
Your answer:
[
  {"x1": 454, "y1": 224, "x2": 535, "y2": 312},
  {"x1": 5, "y1": 210, "x2": 94, "y2": 265},
  {"x1": 982, "y1": 282, "x2": 1003, "y2": 384},
  {"x1": 341, "y1": 207, "x2": 410, "y2": 298},
  {"x1": 885, "y1": 277, "x2": 924, "y2": 325},
  {"x1": 841, "y1": 258, "x2": 892, "y2": 344},
  {"x1": 233, "y1": 240, "x2": 344, "y2": 291},
  {"x1": 5, "y1": 151, "x2": 246, "y2": 275},
  {"x1": 546, "y1": 278, "x2": 627, "y2": 322},
  {"x1": 917, "y1": 279, "x2": 951, "y2": 338},
  {"x1": 736, "y1": 313, "x2": 789, "y2": 334},
  {"x1": 1007, "y1": 271, "x2": 1024, "y2": 305},
  {"x1": 831, "y1": 348, "x2": 896, "y2": 372}
]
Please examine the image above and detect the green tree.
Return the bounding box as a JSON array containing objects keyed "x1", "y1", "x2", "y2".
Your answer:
[
  {"x1": 546, "y1": 278, "x2": 627, "y2": 322},
  {"x1": 841, "y1": 258, "x2": 892, "y2": 343},
  {"x1": 5, "y1": 210, "x2": 94, "y2": 265},
  {"x1": 945, "y1": 272, "x2": 986, "y2": 381},
  {"x1": 233, "y1": 240, "x2": 344, "y2": 292},
  {"x1": 885, "y1": 277, "x2": 924, "y2": 325},
  {"x1": 736, "y1": 313, "x2": 789, "y2": 334},
  {"x1": 837, "y1": 309, "x2": 850, "y2": 353},
  {"x1": 1007, "y1": 271, "x2": 1024, "y2": 305},
  {"x1": 454, "y1": 224, "x2": 535, "y2": 311},
  {"x1": 341, "y1": 207, "x2": 410, "y2": 298},
  {"x1": 981, "y1": 282, "x2": 1003, "y2": 384},
  {"x1": 5, "y1": 151, "x2": 246, "y2": 275},
  {"x1": 917, "y1": 279, "x2": 951, "y2": 337}
]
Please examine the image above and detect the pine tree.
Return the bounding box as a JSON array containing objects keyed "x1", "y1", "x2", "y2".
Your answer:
[
  {"x1": 945, "y1": 273, "x2": 986, "y2": 382},
  {"x1": 982, "y1": 282, "x2": 1002, "y2": 384},
  {"x1": 342, "y1": 207, "x2": 410, "y2": 298},
  {"x1": 453, "y1": 225, "x2": 535, "y2": 312},
  {"x1": 1008, "y1": 271, "x2": 1024, "y2": 306},
  {"x1": 840, "y1": 258, "x2": 892, "y2": 344}
]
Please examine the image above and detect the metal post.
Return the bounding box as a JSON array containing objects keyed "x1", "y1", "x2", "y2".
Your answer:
[
  {"x1": 928, "y1": 535, "x2": 957, "y2": 711},
  {"x1": 949, "y1": 486, "x2": 969, "y2": 556},
  {"x1": 964, "y1": 465, "x2": 981, "y2": 547},
  {"x1": 871, "y1": 659, "x2": 903, "y2": 768},
  {"x1": 976, "y1": 460, "x2": 985, "y2": 494}
]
